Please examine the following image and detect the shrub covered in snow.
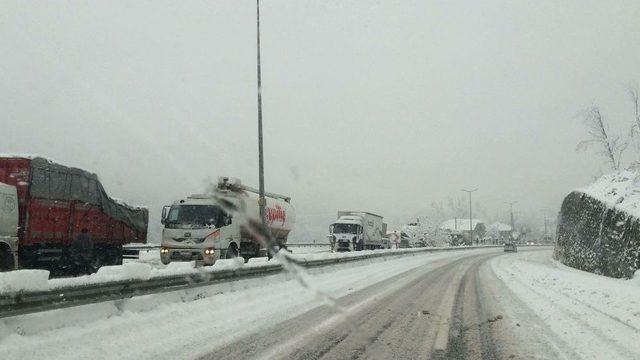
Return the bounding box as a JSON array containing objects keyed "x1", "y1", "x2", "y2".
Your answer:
[{"x1": 555, "y1": 171, "x2": 640, "y2": 278}]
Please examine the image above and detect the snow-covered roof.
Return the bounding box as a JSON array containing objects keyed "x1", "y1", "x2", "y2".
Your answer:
[
  {"x1": 439, "y1": 219, "x2": 485, "y2": 232},
  {"x1": 487, "y1": 222, "x2": 512, "y2": 232},
  {"x1": 577, "y1": 170, "x2": 640, "y2": 218},
  {"x1": 0, "y1": 153, "x2": 40, "y2": 159}
]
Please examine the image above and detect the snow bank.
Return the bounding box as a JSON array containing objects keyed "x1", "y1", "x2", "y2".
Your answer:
[
  {"x1": 577, "y1": 170, "x2": 640, "y2": 217},
  {"x1": 247, "y1": 257, "x2": 269, "y2": 264},
  {"x1": 492, "y1": 250, "x2": 640, "y2": 359},
  {"x1": 94, "y1": 263, "x2": 152, "y2": 281},
  {"x1": 0, "y1": 270, "x2": 50, "y2": 293},
  {"x1": 211, "y1": 258, "x2": 245, "y2": 270},
  {"x1": 47, "y1": 263, "x2": 153, "y2": 289}
]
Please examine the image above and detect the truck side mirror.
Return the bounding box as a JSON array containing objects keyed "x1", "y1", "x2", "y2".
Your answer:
[{"x1": 161, "y1": 205, "x2": 171, "y2": 224}]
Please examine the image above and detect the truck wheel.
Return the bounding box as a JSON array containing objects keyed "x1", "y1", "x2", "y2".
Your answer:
[
  {"x1": 226, "y1": 245, "x2": 238, "y2": 259},
  {"x1": 0, "y1": 244, "x2": 15, "y2": 271}
]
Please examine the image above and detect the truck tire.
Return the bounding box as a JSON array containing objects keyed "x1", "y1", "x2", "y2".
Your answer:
[
  {"x1": 226, "y1": 244, "x2": 239, "y2": 259},
  {"x1": 0, "y1": 244, "x2": 15, "y2": 271}
]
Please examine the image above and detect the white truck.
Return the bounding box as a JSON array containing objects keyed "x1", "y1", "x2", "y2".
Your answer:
[
  {"x1": 329, "y1": 211, "x2": 387, "y2": 251},
  {"x1": 160, "y1": 177, "x2": 295, "y2": 266},
  {"x1": 0, "y1": 182, "x2": 19, "y2": 270}
]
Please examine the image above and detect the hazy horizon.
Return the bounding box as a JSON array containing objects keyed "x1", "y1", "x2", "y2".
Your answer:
[{"x1": 3, "y1": 1, "x2": 639, "y2": 241}]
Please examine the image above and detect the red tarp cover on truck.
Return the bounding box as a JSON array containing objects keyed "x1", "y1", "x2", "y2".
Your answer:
[{"x1": 27, "y1": 157, "x2": 148, "y2": 233}]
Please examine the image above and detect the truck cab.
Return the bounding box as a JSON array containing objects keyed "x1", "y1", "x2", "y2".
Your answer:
[
  {"x1": 330, "y1": 216, "x2": 363, "y2": 252},
  {"x1": 160, "y1": 177, "x2": 295, "y2": 266},
  {"x1": 0, "y1": 182, "x2": 19, "y2": 271},
  {"x1": 160, "y1": 195, "x2": 241, "y2": 266}
]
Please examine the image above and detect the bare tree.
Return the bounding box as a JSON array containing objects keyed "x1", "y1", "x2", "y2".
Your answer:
[
  {"x1": 577, "y1": 106, "x2": 627, "y2": 171},
  {"x1": 628, "y1": 85, "x2": 640, "y2": 151}
]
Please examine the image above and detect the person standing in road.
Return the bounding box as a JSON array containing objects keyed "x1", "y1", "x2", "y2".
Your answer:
[{"x1": 72, "y1": 228, "x2": 94, "y2": 274}]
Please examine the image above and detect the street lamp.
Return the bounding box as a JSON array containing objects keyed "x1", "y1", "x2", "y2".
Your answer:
[
  {"x1": 505, "y1": 201, "x2": 517, "y2": 240},
  {"x1": 256, "y1": 0, "x2": 266, "y2": 228},
  {"x1": 461, "y1": 188, "x2": 478, "y2": 245}
]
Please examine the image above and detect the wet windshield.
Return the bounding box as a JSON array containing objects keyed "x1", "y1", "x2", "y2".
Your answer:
[
  {"x1": 3, "y1": 1, "x2": 640, "y2": 359},
  {"x1": 332, "y1": 223, "x2": 358, "y2": 234},
  {"x1": 166, "y1": 205, "x2": 223, "y2": 228}
]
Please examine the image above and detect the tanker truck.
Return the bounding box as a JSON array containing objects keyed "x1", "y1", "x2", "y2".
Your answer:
[
  {"x1": 329, "y1": 211, "x2": 386, "y2": 251},
  {"x1": 160, "y1": 177, "x2": 295, "y2": 266}
]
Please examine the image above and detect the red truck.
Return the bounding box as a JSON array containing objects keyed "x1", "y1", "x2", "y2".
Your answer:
[{"x1": 0, "y1": 156, "x2": 148, "y2": 273}]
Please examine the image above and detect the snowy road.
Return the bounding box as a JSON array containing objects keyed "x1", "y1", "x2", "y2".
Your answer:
[
  {"x1": 206, "y1": 248, "x2": 521, "y2": 360},
  {"x1": 2, "y1": 247, "x2": 639, "y2": 359},
  {"x1": 204, "y1": 247, "x2": 640, "y2": 360}
]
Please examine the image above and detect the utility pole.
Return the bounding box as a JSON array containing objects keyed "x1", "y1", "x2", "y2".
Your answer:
[
  {"x1": 542, "y1": 209, "x2": 549, "y2": 243},
  {"x1": 461, "y1": 188, "x2": 478, "y2": 245},
  {"x1": 256, "y1": 0, "x2": 266, "y2": 229},
  {"x1": 505, "y1": 201, "x2": 517, "y2": 241}
]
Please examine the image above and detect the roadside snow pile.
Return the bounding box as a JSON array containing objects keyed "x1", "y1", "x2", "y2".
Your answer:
[
  {"x1": 95, "y1": 262, "x2": 152, "y2": 281},
  {"x1": 48, "y1": 263, "x2": 153, "y2": 289},
  {"x1": 0, "y1": 270, "x2": 50, "y2": 293},
  {"x1": 492, "y1": 250, "x2": 640, "y2": 359},
  {"x1": 211, "y1": 258, "x2": 245, "y2": 270},
  {"x1": 555, "y1": 170, "x2": 640, "y2": 278}
]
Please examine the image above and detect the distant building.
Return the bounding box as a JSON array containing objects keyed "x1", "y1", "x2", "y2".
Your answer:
[
  {"x1": 487, "y1": 222, "x2": 513, "y2": 244},
  {"x1": 439, "y1": 219, "x2": 487, "y2": 245}
]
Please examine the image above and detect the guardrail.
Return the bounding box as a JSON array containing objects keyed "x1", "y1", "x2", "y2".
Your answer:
[
  {"x1": 0, "y1": 245, "x2": 548, "y2": 318},
  {"x1": 121, "y1": 243, "x2": 330, "y2": 258},
  {"x1": 287, "y1": 243, "x2": 330, "y2": 247}
]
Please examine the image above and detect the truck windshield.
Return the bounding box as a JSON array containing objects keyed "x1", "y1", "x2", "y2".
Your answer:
[
  {"x1": 333, "y1": 223, "x2": 359, "y2": 234},
  {"x1": 166, "y1": 205, "x2": 224, "y2": 228}
]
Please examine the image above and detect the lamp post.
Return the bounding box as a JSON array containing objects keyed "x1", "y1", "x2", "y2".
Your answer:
[
  {"x1": 256, "y1": 0, "x2": 266, "y2": 228},
  {"x1": 461, "y1": 188, "x2": 478, "y2": 245},
  {"x1": 505, "y1": 201, "x2": 517, "y2": 241}
]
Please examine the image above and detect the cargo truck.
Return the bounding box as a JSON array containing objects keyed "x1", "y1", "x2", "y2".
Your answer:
[
  {"x1": 160, "y1": 177, "x2": 295, "y2": 266},
  {"x1": 0, "y1": 156, "x2": 148, "y2": 272},
  {"x1": 329, "y1": 211, "x2": 386, "y2": 251}
]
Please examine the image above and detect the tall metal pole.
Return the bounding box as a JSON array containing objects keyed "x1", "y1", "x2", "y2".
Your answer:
[
  {"x1": 462, "y1": 188, "x2": 478, "y2": 244},
  {"x1": 256, "y1": 0, "x2": 266, "y2": 228},
  {"x1": 505, "y1": 201, "x2": 517, "y2": 240}
]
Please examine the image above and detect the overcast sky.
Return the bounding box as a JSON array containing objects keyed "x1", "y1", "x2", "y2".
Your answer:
[{"x1": 2, "y1": 1, "x2": 640, "y2": 241}]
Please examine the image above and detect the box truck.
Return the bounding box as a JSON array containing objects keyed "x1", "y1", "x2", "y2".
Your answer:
[{"x1": 329, "y1": 211, "x2": 386, "y2": 251}]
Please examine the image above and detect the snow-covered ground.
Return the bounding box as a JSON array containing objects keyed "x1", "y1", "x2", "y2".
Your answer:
[
  {"x1": 0, "y1": 248, "x2": 497, "y2": 360},
  {"x1": 287, "y1": 244, "x2": 331, "y2": 254},
  {"x1": 491, "y1": 249, "x2": 640, "y2": 359},
  {"x1": 577, "y1": 170, "x2": 640, "y2": 217}
]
